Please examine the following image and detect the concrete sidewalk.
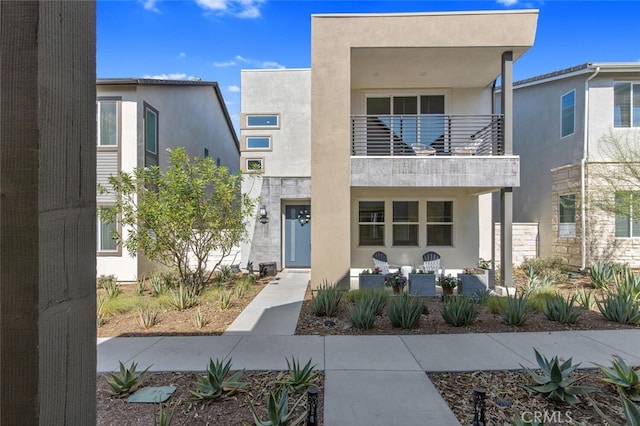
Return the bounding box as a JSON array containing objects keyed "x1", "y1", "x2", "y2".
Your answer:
[
  {"x1": 97, "y1": 331, "x2": 640, "y2": 425},
  {"x1": 97, "y1": 271, "x2": 640, "y2": 425}
]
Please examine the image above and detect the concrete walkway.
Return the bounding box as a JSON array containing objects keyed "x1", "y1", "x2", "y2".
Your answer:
[{"x1": 97, "y1": 271, "x2": 640, "y2": 426}]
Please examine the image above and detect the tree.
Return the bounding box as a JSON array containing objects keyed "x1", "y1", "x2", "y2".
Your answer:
[{"x1": 98, "y1": 147, "x2": 257, "y2": 287}]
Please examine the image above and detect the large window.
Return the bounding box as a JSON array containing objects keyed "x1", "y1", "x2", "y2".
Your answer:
[
  {"x1": 614, "y1": 82, "x2": 640, "y2": 128},
  {"x1": 97, "y1": 100, "x2": 118, "y2": 146},
  {"x1": 558, "y1": 194, "x2": 576, "y2": 237},
  {"x1": 359, "y1": 201, "x2": 385, "y2": 246},
  {"x1": 615, "y1": 191, "x2": 640, "y2": 238},
  {"x1": 144, "y1": 103, "x2": 159, "y2": 167},
  {"x1": 561, "y1": 90, "x2": 575, "y2": 137},
  {"x1": 426, "y1": 201, "x2": 453, "y2": 246},
  {"x1": 97, "y1": 207, "x2": 118, "y2": 253},
  {"x1": 392, "y1": 201, "x2": 419, "y2": 246}
]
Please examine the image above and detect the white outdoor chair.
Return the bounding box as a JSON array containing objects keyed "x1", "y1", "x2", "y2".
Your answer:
[
  {"x1": 372, "y1": 251, "x2": 399, "y2": 274},
  {"x1": 422, "y1": 251, "x2": 441, "y2": 274},
  {"x1": 451, "y1": 137, "x2": 483, "y2": 156}
]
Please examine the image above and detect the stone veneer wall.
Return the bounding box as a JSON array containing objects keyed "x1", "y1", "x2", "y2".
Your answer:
[
  {"x1": 494, "y1": 223, "x2": 539, "y2": 266},
  {"x1": 248, "y1": 177, "x2": 311, "y2": 270},
  {"x1": 551, "y1": 164, "x2": 582, "y2": 267}
]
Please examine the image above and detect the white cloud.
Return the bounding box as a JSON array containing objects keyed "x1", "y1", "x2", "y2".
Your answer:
[
  {"x1": 142, "y1": 0, "x2": 161, "y2": 13},
  {"x1": 143, "y1": 73, "x2": 199, "y2": 80},
  {"x1": 497, "y1": 0, "x2": 519, "y2": 6},
  {"x1": 177, "y1": 52, "x2": 187, "y2": 59},
  {"x1": 228, "y1": 85, "x2": 240, "y2": 92},
  {"x1": 261, "y1": 61, "x2": 285, "y2": 69},
  {"x1": 195, "y1": 0, "x2": 264, "y2": 18},
  {"x1": 214, "y1": 60, "x2": 237, "y2": 67},
  {"x1": 235, "y1": 55, "x2": 249, "y2": 63}
]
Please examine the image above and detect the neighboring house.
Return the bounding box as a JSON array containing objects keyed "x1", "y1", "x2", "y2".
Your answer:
[
  {"x1": 96, "y1": 79, "x2": 240, "y2": 281},
  {"x1": 501, "y1": 62, "x2": 640, "y2": 269},
  {"x1": 241, "y1": 10, "x2": 539, "y2": 288}
]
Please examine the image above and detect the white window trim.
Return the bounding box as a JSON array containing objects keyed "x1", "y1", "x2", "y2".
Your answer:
[
  {"x1": 613, "y1": 81, "x2": 640, "y2": 128},
  {"x1": 614, "y1": 191, "x2": 640, "y2": 239},
  {"x1": 392, "y1": 200, "x2": 420, "y2": 247},
  {"x1": 560, "y1": 89, "x2": 575, "y2": 139},
  {"x1": 97, "y1": 98, "x2": 120, "y2": 148},
  {"x1": 243, "y1": 157, "x2": 265, "y2": 173},
  {"x1": 97, "y1": 206, "x2": 121, "y2": 256},
  {"x1": 243, "y1": 135, "x2": 273, "y2": 151},
  {"x1": 426, "y1": 200, "x2": 454, "y2": 247},
  {"x1": 357, "y1": 200, "x2": 385, "y2": 247},
  {"x1": 242, "y1": 113, "x2": 280, "y2": 129},
  {"x1": 558, "y1": 193, "x2": 576, "y2": 238}
]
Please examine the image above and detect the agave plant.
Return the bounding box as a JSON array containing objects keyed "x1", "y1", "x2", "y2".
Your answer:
[
  {"x1": 588, "y1": 393, "x2": 640, "y2": 426},
  {"x1": 276, "y1": 357, "x2": 318, "y2": 391},
  {"x1": 190, "y1": 358, "x2": 248, "y2": 400},
  {"x1": 441, "y1": 295, "x2": 477, "y2": 327},
  {"x1": 543, "y1": 293, "x2": 582, "y2": 324},
  {"x1": 594, "y1": 354, "x2": 640, "y2": 401},
  {"x1": 247, "y1": 387, "x2": 306, "y2": 426},
  {"x1": 589, "y1": 261, "x2": 614, "y2": 289},
  {"x1": 105, "y1": 361, "x2": 151, "y2": 397},
  {"x1": 521, "y1": 348, "x2": 597, "y2": 404}
]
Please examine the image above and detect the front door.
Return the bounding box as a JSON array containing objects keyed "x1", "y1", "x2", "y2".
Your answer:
[{"x1": 284, "y1": 205, "x2": 311, "y2": 268}]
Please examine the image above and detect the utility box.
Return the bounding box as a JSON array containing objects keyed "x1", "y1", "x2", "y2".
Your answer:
[{"x1": 259, "y1": 262, "x2": 277, "y2": 277}]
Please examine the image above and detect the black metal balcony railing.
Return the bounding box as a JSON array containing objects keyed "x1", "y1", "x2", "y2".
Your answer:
[{"x1": 351, "y1": 114, "x2": 504, "y2": 157}]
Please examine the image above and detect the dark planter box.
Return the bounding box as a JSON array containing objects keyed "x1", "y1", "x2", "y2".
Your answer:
[
  {"x1": 359, "y1": 274, "x2": 385, "y2": 290},
  {"x1": 458, "y1": 271, "x2": 490, "y2": 295},
  {"x1": 408, "y1": 273, "x2": 436, "y2": 296}
]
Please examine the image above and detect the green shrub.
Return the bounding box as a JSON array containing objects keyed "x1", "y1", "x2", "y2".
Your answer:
[
  {"x1": 485, "y1": 295, "x2": 507, "y2": 314},
  {"x1": 348, "y1": 298, "x2": 377, "y2": 330},
  {"x1": 520, "y1": 256, "x2": 567, "y2": 284},
  {"x1": 135, "y1": 277, "x2": 146, "y2": 295},
  {"x1": 190, "y1": 358, "x2": 248, "y2": 401},
  {"x1": 543, "y1": 293, "x2": 582, "y2": 324},
  {"x1": 521, "y1": 348, "x2": 597, "y2": 404},
  {"x1": 105, "y1": 361, "x2": 151, "y2": 397},
  {"x1": 97, "y1": 274, "x2": 117, "y2": 289},
  {"x1": 101, "y1": 277, "x2": 120, "y2": 299},
  {"x1": 596, "y1": 291, "x2": 640, "y2": 325},
  {"x1": 247, "y1": 386, "x2": 306, "y2": 426},
  {"x1": 387, "y1": 294, "x2": 424, "y2": 329},
  {"x1": 526, "y1": 289, "x2": 557, "y2": 313},
  {"x1": 441, "y1": 296, "x2": 477, "y2": 327},
  {"x1": 137, "y1": 306, "x2": 158, "y2": 329},
  {"x1": 501, "y1": 293, "x2": 532, "y2": 326},
  {"x1": 168, "y1": 284, "x2": 199, "y2": 311},
  {"x1": 193, "y1": 309, "x2": 207, "y2": 329},
  {"x1": 97, "y1": 295, "x2": 107, "y2": 326},
  {"x1": 218, "y1": 289, "x2": 233, "y2": 311},
  {"x1": 575, "y1": 288, "x2": 594, "y2": 310},
  {"x1": 594, "y1": 354, "x2": 640, "y2": 401},
  {"x1": 470, "y1": 289, "x2": 493, "y2": 305},
  {"x1": 151, "y1": 274, "x2": 170, "y2": 296},
  {"x1": 613, "y1": 268, "x2": 640, "y2": 299},
  {"x1": 589, "y1": 261, "x2": 614, "y2": 289},
  {"x1": 311, "y1": 280, "x2": 342, "y2": 317},
  {"x1": 518, "y1": 266, "x2": 554, "y2": 296},
  {"x1": 276, "y1": 357, "x2": 318, "y2": 392}
]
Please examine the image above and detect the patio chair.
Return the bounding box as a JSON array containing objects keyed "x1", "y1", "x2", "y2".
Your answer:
[
  {"x1": 372, "y1": 251, "x2": 399, "y2": 274},
  {"x1": 451, "y1": 137, "x2": 484, "y2": 156},
  {"x1": 422, "y1": 251, "x2": 441, "y2": 274}
]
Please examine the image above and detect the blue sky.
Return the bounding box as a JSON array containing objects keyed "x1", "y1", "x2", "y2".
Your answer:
[{"x1": 98, "y1": 0, "x2": 640, "y2": 131}]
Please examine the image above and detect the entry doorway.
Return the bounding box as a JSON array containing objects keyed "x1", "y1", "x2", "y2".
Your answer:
[{"x1": 284, "y1": 204, "x2": 311, "y2": 268}]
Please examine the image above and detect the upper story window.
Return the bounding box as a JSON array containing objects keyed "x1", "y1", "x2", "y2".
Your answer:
[
  {"x1": 615, "y1": 191, "x2": 640, "y2": 238},
  {"x1": 246, "y1": 114, "x2": 279, "y2": 128},
  {"x1": 245, "y1": 136, "x2": 272, "y2": 150},
  {"x1": 561, "y1": 90, "x2": 575, "y2": 138},
  {"x1": 614, "y1": 82, "x2": 640, "y2": 128},
  {"x1": 144, "y1": 103, "x2": 159, "y2": 167},
  {"x1": 358, "y1": 201, "x2": 385, "y2": 246},
  {"x1": 97, "y1": 99, "x2": 118, "y2": 146},
  {"x1": 243, "y1": 157, "x2": 264, "y2": 173},
  {"x1": 204, "y1": 148, "x2": 209, "y2": 158},
  {"x1": 558, "y1": 194, "x2": 576, "y2": 238}
]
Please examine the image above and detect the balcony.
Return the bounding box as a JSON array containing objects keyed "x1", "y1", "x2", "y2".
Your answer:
[
  {"x1": 351, "y1": 114, "x2": 503, "y2": 157},
  {"x1": 350, "y1": 114, "x2": 518, "y2": 189}
]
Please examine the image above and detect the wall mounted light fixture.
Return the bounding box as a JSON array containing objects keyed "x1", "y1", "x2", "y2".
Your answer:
[{"x1": 258, "y1": 205, "x2": 269, "y2": 224}]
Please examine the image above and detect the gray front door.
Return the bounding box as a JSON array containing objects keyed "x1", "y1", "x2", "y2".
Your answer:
[{"x1": 284, "y1": 205, "x2": 311, "y2": 268}]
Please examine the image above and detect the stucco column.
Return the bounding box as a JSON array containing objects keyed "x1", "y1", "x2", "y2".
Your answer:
[
  {"x1": 500, "y1": 51, "x2": 514, "y2": 287},
  {"x1": 0, "y1": 1, "x2": 96, "y2": 424}
]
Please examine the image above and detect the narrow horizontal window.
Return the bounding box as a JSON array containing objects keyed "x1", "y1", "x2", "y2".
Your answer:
[
  {"x1": 246, "y1": 114, "x2": 278, "y2": 127},
  {"x1": 246, "y1": 136, "x2": 271, "y2": 150}
]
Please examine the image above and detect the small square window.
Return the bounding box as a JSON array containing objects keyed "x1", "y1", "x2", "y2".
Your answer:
[{"x1": 245, "y1": 158, "x2": 264, "y2": 173}]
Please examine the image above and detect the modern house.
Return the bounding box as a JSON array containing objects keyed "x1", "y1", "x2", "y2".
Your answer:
[
  {"x1": 241, "y1": 10, "x2": 540, "y2": 288},
  {"x1": 503, "y1": 62, "x2": 640, "y2": 269},
  {"x1": 96, "y1": 79, "x2": 240, "y2": 281}
]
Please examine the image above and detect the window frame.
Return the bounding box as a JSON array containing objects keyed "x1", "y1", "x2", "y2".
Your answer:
[
  {"x1": 243, "y1": 135, "x2": 273, "y2": 151},
  {"x1": 243, "y1": 157, "x2": 265, "y2": 173},
  {"x1": 243, "y1": 113, "x2": 280, "y2": 129},
  {"x1": 358, "y1": 201, "x2": 385, "y2": 247},
  {"x1": 560, "y1": 89, "x2": 575, "y2": 138},
  {"x1": 97, "y1": 206, "x2": 121, "y2": 256},
  {"x1": 391, "y1": 200, "x2": 419, "y2": 247},
  {"x1": 614, "y1": 191, "x2": 640, "y2": 238},
  {"x1": 558, "y1": 193, "x2": 577, "y2": 238},
  {"x1": 426, "y1": 200, "x2": 454, "y2": 247},
  {"x1": 97, "y1": 97, "x2": 120, "y2": 148},
  {"x1": 613, "y1": 82, "x2": 640, "y2": 128},
  {"x1": 144, "y1": 102, "x2": 159, "y2": 167}
]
